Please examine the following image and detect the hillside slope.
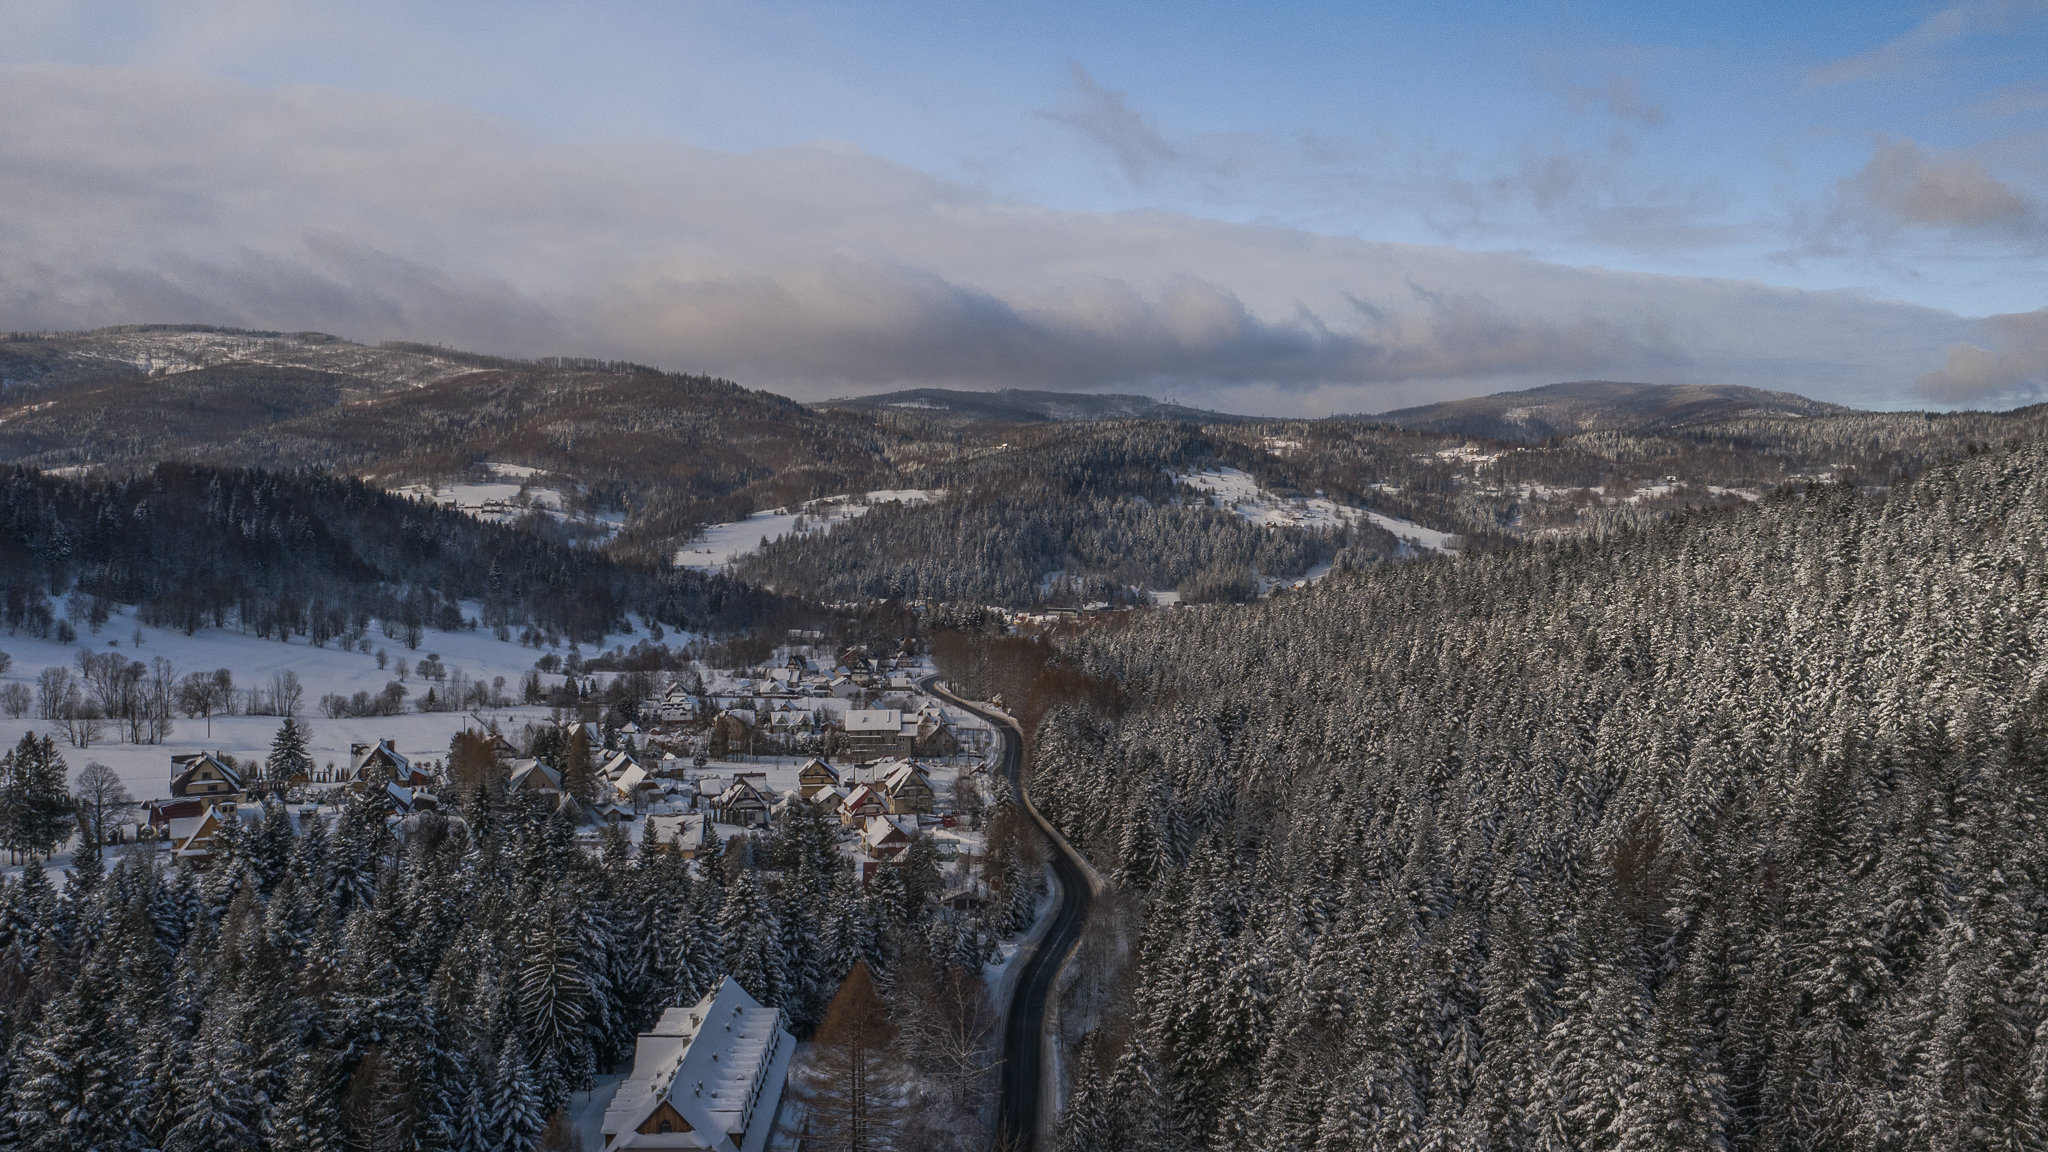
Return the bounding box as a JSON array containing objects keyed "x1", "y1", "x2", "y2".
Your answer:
[
  {"x1": 1017, "y1": 431, "x2": 2048, "y2": 1149},
  {"x1": 1372, "y1": 379, "x2": 1849, "y2": 440}
]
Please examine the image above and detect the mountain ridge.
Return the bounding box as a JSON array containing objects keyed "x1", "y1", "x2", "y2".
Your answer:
[{"x1": 1369, "y1": 379, "x2": 1850, "y2": 441}]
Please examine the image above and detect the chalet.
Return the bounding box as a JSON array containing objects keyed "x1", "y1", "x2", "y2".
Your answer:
[
  {"x1": 880, "y1": 760, "x2": 936, "y2": 816},
  {"x1": 169, "y1": 752, "x2": 244, "y2": 800},
  {"x1": 860, "y1": 814, "x2": 917, "y2": 861},
  {"x1": 507, "y1": 758, "x2": 563, "y2": 795},
  {"x1": 710, "y1": 775, "x2": 771, "y2": 828},
  {"x1": 828, "y1": 676, "x2": 860, "y2": 700},
  {"x1": 349, "y1": 740, "x2": 432, "y2": 789},
  {"x1": 807, "y1": 784, "x2": 847, "y2": 812},
  {"x1": 658, "y1": 685, "x2": 699, "y2": 725},
  {"x1": 599, "y1": 976, "x2": 794, "y2": 1152},
  {"x1": 838, "y1": 784, "x2": 887, "y2": 827},
  {"x1": 796, "y1": 758, "x2": 840, "y2": 793}
]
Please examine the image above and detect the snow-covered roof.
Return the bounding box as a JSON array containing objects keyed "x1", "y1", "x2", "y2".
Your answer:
[
  {"x1": 601, "y1": 976, "x2": 794, "y2": 1151},
  {"x1": 882, "y1": 760, "x2": 930, "y2": 792},
  {"x1": 844, "y1": 708, "x2": 901, "y2": 733}
]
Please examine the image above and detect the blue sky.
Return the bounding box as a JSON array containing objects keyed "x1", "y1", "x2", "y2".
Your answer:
[{"x1": 2, "y1": 0, "x2": 2045, "y2": 411}]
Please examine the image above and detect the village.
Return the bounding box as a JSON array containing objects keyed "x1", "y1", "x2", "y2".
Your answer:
[
  {"x1": 129, "y1": 639, "x2": 995, "y2": 881},
  {"x1": 41, "y1": 639, "x2": 1016, "y2": 1149}
]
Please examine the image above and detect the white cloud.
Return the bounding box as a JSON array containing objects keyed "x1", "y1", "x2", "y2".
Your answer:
[
  {"x1": 1917, "y1": 307, "x2": 2048, "y2": 402},
  {"x1": 0, "y1": 64, "x2": 1993, "y2": 413},
  {"x1": 1848, "y1": 138, "x2": 2036, "y2": 233}
]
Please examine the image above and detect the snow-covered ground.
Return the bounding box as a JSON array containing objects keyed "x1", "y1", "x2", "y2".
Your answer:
[
  {"x1": 0, "y1": 601, "x2": 568, "y2": 799},
  {"x1": 675, "y1": 489, "x2": 942, "y2": 570},
  {"x1": 389, "y1": 463, "x2": 626, "y2": 535},
  {"x1": 1173, "y1": 467, "x2": 1459, "y2": 554}
]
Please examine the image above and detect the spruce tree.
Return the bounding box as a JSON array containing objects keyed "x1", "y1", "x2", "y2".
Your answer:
[{"x1": 267, "y1": 716, "x2": 313, "y2": 794}]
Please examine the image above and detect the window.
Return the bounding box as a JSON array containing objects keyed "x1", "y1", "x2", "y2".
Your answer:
[{"x1": 659, "y1": 1119, "x2": 673, "y2": 1134}]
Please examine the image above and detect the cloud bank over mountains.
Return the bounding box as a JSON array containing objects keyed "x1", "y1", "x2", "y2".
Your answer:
[{"x1": 0, "y1": 64, "x2": 2025, "y2": 413}]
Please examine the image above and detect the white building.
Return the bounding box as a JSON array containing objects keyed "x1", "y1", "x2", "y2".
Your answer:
[{"x1": 601, "y1": 976, "x2": 796, "y2": 1151}]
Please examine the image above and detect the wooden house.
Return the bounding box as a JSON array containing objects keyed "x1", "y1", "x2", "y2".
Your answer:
[{"x1": 169, "y1": 752, "x2": 244, "y2": 800}]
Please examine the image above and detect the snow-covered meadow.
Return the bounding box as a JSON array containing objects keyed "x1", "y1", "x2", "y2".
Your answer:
[
  {"x1": 1173, "y1": 467, "x2": 1459, "y2": 554},
  {"x1": 0, "y1": 601, "x2": 570, "y2": 799},
  {"x1": 674, "y1": 488, "x2": 942, "y2": 570}
]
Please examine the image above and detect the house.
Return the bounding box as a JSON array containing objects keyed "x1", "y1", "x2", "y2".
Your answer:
[
  {"x1": 880, "y1": 760, "x2": 936, "y2": 816},
  {"x1": 169, "y1": 752, "x2": 245, "y2": 800},
  {"x1": 349, "y1": 740, "x2": 432, "y2": 789},
  {"x1": 838, "y1": 783, "x2": 887, "y2": 827},
  {"x1": 842, "y1": 709, "x2": 908, "y2": 757},
  {"x1": 860, "y1": 814, "x2": 917, "y2": 861},
  {"x1": 599, "y1": 976, "x2": 794, "y2": 1152},
  {"x1": 609, "y1": 762, "x2": 664, "y2": 809},
  {"x1": 145, "y1": 796, "x2": 208, "y2": 835},
  {"x1": 647, "y1": 813, "x2": 708, "y2": 859},
  {"x1": 507, "y1": 758, "x2": 563, "y2": 795},
  {"x1": 828, "y1": 676, "x2": 861, "y2": 700},
  {"x1": 710, "y1": 775, "x2": 771, "y2": 827},
  {"x1": 169, "y1": 799, "x2": 312, "y2": 866},
  {"x1": 796, "y1": 758, "x2": 840, "y2": 793}
]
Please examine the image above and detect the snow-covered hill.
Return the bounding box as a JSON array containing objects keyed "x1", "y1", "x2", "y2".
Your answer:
[
  {"x1": 675, "y1": 489, "x2": 942, "y2": 569},
  {"x1": 1174, "y1": 467, "x2": 1459, "y2": 554},
  {"x1": 0, "y1": 601, "x2": 579, "y2": 799}
]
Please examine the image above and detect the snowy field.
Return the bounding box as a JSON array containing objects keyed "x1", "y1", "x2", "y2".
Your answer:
[
  {"x1": 1174, "y1": 467, "x2": 1459, "y2": 553},
  {"x1": 675, "y1": 489, "x2": 942, "y2": 570},
  {"x1": 0, "y1": 601, "x2": 567, "y2": 799},
  {"x1": 388, "y1": 463, "x2": 626, "y2": 535}
]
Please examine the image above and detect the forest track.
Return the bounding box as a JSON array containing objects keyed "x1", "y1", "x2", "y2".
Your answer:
[{"x1": 925, "y1": 678, "x2": 1097, "y2": 1152}]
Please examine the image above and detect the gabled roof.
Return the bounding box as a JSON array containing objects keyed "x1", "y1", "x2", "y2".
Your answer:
[
  {"x1": 169, "y1": 751, "x2": 244, "y2": 794},
  {"x1": 841, "y1": 783, "x2": 885, "y2": 811},
  {"x1": 349, "y1": 739, "x2": 417, "y2": 782},
  {"x1": 601, "y1": 977, "x2": 794, "y2": 1151},
  {"x1": 716, "y1": 778, "x2": 767, "y2": 807},
  {"x1": 882, "y1": 760, "x2": 931, "y2": 792},
  {"x1": 508, "y1": 758, "x2": 563, "y2": 792}
]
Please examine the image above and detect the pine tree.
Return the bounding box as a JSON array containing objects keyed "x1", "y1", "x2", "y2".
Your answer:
[
  {"x1": 719, "y1": 870, "x2": 786, "y2": 1005},
  {"x1": 267, "y1": 716, "x2": 314, "y2": 794},
  {"x1": 489, "y1": 1035, "x2": 544, "y2": 1152},
  {"x1": 10, "y1": 956, "x2": 142, "y2": 1151},
  {"x1": 271, "y1": 1047, "x2": 345, "y2": 1152}
]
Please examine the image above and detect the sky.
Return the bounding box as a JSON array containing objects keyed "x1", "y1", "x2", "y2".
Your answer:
[{"x1": 1, "y1": 0, "x2": 2045, "y2": 414}]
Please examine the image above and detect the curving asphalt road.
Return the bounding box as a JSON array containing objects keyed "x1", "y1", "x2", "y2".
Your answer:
[{"x1": 927, "y1": 679, "x2": 1096, "y2": 1152}]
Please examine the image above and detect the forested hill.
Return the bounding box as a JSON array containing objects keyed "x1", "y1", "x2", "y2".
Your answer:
[
  {"x1": 1020, "y1": 435, "x2": 2048, "y2": 1149},
  {"x1": 0, "y1": 465, "x2": 780, "y2": 643}
]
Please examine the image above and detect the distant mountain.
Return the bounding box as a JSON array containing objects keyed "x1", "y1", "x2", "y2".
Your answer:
[
  {"x1": 815, "y1": 387, "x2": 1256, "y2": 425},
  {"x1": 1370, "y1": 380, "x2": 1849, "y2": 441},
  {"x1": 0, "y1": 325, "x2": 913, "y2": 560}
]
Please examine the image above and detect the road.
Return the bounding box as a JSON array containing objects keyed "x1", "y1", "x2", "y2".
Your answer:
[{"x1": 927, "y1": 679, "x2": 1096, "y2": 1152}]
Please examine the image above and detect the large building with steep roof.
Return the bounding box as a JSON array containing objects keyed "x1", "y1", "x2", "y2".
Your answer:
[{"x1": 600, "y1": 976, "x2": 795, "y2": 1151}]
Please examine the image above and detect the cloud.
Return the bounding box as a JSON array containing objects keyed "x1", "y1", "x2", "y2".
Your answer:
[
  {"x1": 1810, "y1": 0, "x2": 2048, "y2": 86},
  {"x1": 1916, "y1": 307, "x2": 2048, "y2": 401},
  {"x1": 0, "y1": 63, "x2": 1989, "y2": 413},
  {"x1": 1040, "y1": 64, "x2": 1206, "y2": 187},
  {"x1": 1848, "y1": 138, "x2": 2036, "y2": 233}
]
